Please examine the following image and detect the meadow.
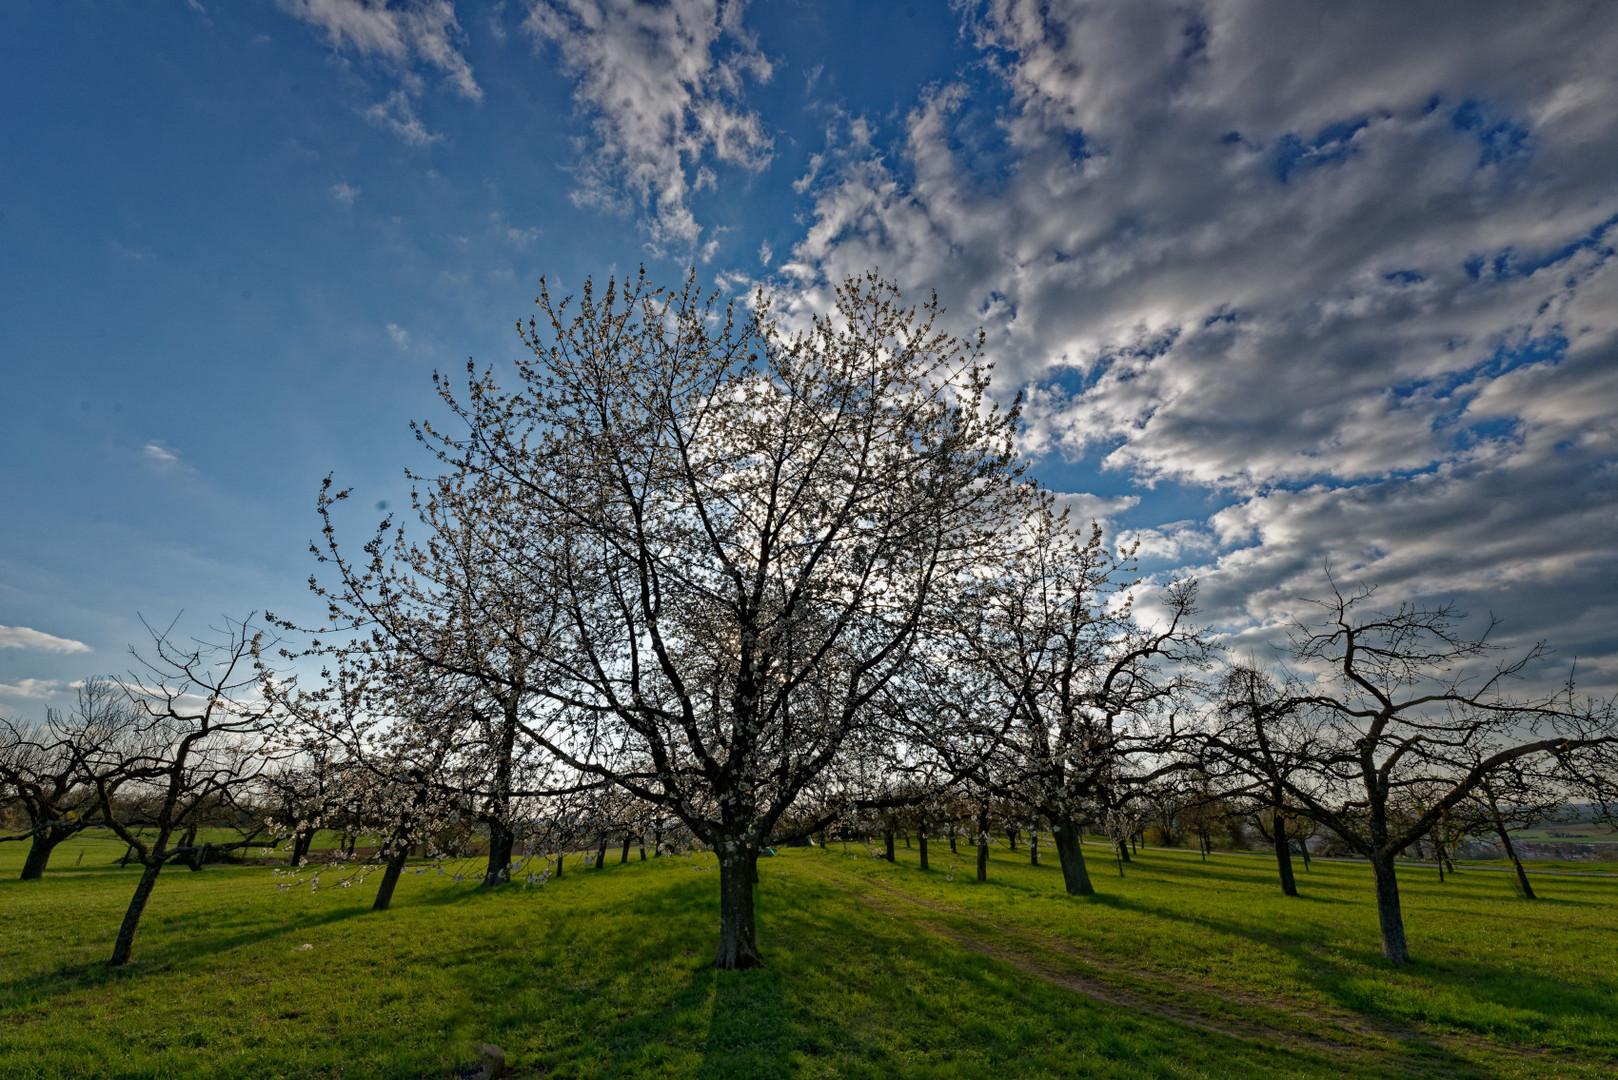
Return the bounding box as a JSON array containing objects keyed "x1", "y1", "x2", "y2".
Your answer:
[{"x1": 2, "y1": 833, "x2": 1615, "y2": 1079}]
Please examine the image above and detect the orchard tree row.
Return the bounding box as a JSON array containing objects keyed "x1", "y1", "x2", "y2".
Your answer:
[{"x1": 4, "y1": 273, "x2": 1615, "y2": 970}]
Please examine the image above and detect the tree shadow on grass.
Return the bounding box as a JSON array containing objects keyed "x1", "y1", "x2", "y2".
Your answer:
[
  {"x1": 1078, "y1": 888, "x2": 1617, "y2": 1058},
  {"x1": 0, "y1": 903, "x2": 373, "y2": 1011}
]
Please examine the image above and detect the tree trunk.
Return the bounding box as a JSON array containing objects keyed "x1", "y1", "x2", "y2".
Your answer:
[
  {"x1": 1369, "y1": 853, "x2": 1410, "y2": 963},
  {"x1": 20, "y1": 830, "x2": 62, "y2": 880},
  {"x1": 109, "y1": 860, "x2": 164, "y2": 967},
  {"x1": 594, "y1": 837, "x2": 607, "y2": 869},
  {"x1": 1494, "y1": 823, "x2": 1536, "y2": 899},
  {"x1": 640, "y1": 835, "x2": 647, "y2": 861},
  {"x1": 1029, "y1": 831, "x2": 1039, "y2": 866},
  {"x1": 1273, "y1": 810, "x2": 1298, "y2": 897},
  {"x1": 883, "y1": 829, "x2": 895, "y2": 863},
  {"x1": 292, "y1": 830, "x2": 313, "y2": 867},
  {"x1": 554, "y1": 851, "x2": 563, "y2": 877},
  {"x1": 1052, "y1": 815, "x2": 1095, "y2": 897},
  {"x1": 918, "y1": 830, "x2": 929, "y2": 871},
  {"x1": 1116, "y1": 837, "x2": 1132, "y2": 863},
  {"x1": 373, "y1": 843, "x2": 409, "y2": 911},
  {"x1": 715, "y1": 848, "x2": 762, "y2": 969},
  {"x1": 482, "y1": 819, "x2": 515, "y2": 887},
  {"x1": 975, "y1": 806, "x2": 989, "y2": 883},
  {"x1": 621, "y1": 834, "x2": 632, "y2": 864},
  {"x1": 949, "y1": 829, "x2": 957, "y2": 855},
  {"x1": 1007, "y1": 827, "x2": 1019, "y2": 851}
]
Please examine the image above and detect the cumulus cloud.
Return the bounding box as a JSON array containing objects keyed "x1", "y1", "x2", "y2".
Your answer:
[
  {"x1": 0, "y1": 626, "x2": 91, "y2": 654},
  {"x1": 780, "y1": 0, "x2": 1618, "y2": 684},
  {"x1": 525, "y1": 0, "x2": 773, "y2": 253},
  {"x1": 1051, "y1": 490, "x2": 1139, "y2": 529}
]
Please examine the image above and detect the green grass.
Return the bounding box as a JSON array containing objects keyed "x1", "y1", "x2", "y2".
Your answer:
[{"x1": 2, "y1": 833, "x2": 1615, "y2": 1079}]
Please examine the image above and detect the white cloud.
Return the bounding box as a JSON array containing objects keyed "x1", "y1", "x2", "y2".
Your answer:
[
  {"x1": 0, "y1": 626, "x2": 91, "y2": 654},
  {"x1": 0, "y1": 678, "x2": 62, "y2": 699},
  {"x1": 143, "y1": 441, "x2": 180, "y2": 467},
  {"x1": 386, "y1": 323, "x2": 411, "y2": 349},
  {"x1": 1050, "y1": 490, "x2": 1139, "y2": 529},
  {"x1": 329, "y1": 182, "x2": 361, "y2": 204},
  {"x1": 779, "y1": 0, "x2": 1618, "y2": 687},
  {"x1": 525, "y1": 0, "x2": 773, "y2": 253},
  {"x1": 364, "y1": 89, "x2": 442, "y2": 146},
  {"x1": 281, "y1": 0, "x2": 481, "y2": 100}
]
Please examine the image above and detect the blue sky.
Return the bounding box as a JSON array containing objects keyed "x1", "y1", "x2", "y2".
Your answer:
[{"x1": 3, "y1": 0, "x2": 1617, "y2": 705}]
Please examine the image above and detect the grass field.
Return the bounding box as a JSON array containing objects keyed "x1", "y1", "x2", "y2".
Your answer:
[{"x1": 2, "y1": 832, "x2": 1615, "y2": 1079}]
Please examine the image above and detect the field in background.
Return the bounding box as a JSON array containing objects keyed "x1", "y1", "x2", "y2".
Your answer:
[{"x1": 2, "y1": 834, "x2": 1616, "y2": 1079}]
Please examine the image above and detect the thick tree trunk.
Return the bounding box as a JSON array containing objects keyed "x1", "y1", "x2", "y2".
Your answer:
[
  {"x1": 483, "y1": 819, "x2": 516, "y2": 887},
  {"x1": 1273, "y1": 811, "x2": 1298, "y2": 897},
  {"x1": 373, "y1": 844, "x2": 409, "y2": 911},
  {"x1": 20, "y1": 831, "x2": 62, "y2": 880},
  {"x1": 883, "y1": 829, "x2": 895, "y2": 863},
  {"x1": 715, "y1": 848, "x2": 762, "y2": 969},
  {"x1": 554, "y1": 851, "x2": 563, "y2": 877},
  {"x1": 1052, "y1": 816, "x2": 1095, "y2": 897},
  {"x1": 621, "y1": 834, "x2": 632, "y2": 864},
  {"x1": 110, "y1": 860, "x2": 164, "y2": 967},
  {"x1": 1369, "y1": 853, "x2": 1410, "y2": 963},
  {"x1": 594, "y1": 837, "x2": 607, "y2": 869},
  {"x1": 918, "y1": 830, "x2": 929, "y2": 871},
  {"x1": 1116, "y1": 837, "x2": 1132, "y2": 863},
  {"x1": 292, "y1": 830, "x2": 313, "y2": 868}
]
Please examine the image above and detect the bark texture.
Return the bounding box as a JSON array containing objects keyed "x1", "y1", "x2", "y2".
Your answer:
[
  {"x1": 715, "y1": 850, "x2": 762, "y2": 969},
  {"x1": 1053, "y1": 816, "x2": 1095, "y2": 896},
  {"x1": 1370, "y1": 854, "x2": 1410, "y2": 963}
]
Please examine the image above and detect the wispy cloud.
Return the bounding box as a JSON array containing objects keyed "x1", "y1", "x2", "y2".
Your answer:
[
  {"x1": 525, "y1": 0, "x2": 773, "y2": 253},
  {"x1": 0, "y1": 625, "x2": 91, "y2": 654},
  {"x1": 363, "y1": 88, "x2": 442, "y2": 145},
  {"x1": 329, "y1": 181, "x2": 361, "y2": 204},
  {"x1": 386, "y1": 323, "x2": 411, "y2": 349},
  {"x1": 281, "y1": 0, "x2": 481, "y2": 99},
  {"x1": 281, "y1": 0, "x2": 479, "y2": 146},
  {"x1": 142, "y1": 441, "x2": 180, "y2": 468}
]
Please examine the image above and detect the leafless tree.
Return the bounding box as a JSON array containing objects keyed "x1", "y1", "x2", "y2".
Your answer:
[
  {"x1": 1206, "y1": 575, "x2": 1617, "y2": 963},
  {"x1": 95, "y1": 616, "x2": 277, "y2": 967},
  {"x1": 0, "y1": 679, "x2": 138, "y2": 879}
]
